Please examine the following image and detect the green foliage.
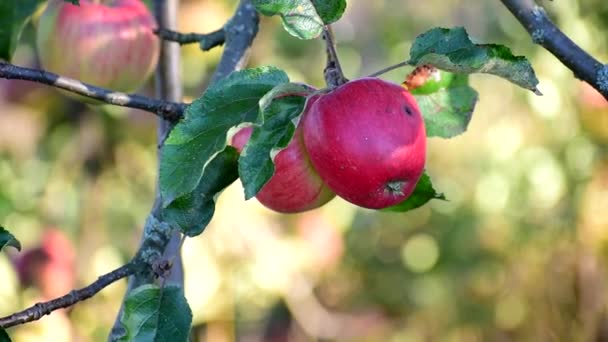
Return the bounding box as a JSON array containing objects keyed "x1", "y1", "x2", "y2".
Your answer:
[
  {"x1": 382, "y1": 172, "x2": 446, "y2": 212},
  {"x1": 0, "y1": 0, "x2": 45, "y2": 61},
  {"x1": 252, "y1": 0, "x2": 346, "y2": 39},
  {"x1": 161, "y1": 148, "x2": 239, "y2": 237},
  {"x1": 408, "y1": 27, "x2": 540, "y2": 93},
  {"x1": 414, "y1": 74, "x2": 478, "y2": 138},
  {"x1": 64, "y1": 0, "x2": 79, "y2": 4},
  {"x1": 0, "y1": 328, "x2": 11, "y2": 342},
  {"x1": 118, "y1": 285, "x2": 192, "y2": 342},
  {"x1": 0, "y1": 226, "x2": 21, "y2": 252},
  {"x1": 238, "y1": 83, "x2": 315, "y2": 199},
  {"x1": 159, "y1": 66, "x2": 289, "y2": 207}
]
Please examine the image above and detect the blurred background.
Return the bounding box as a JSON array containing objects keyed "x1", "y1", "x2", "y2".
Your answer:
[{"x1": 1, "y1": 0, "x2": 608, "y2": 341}]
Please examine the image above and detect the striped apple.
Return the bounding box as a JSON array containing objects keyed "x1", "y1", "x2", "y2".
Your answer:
[{"x1": 36, "y1": 0, "x2": 159, "y2": 93}]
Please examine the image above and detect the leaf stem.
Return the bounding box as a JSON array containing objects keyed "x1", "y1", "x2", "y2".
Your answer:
[{"x1": 367, "y1": 61, "x2": 411, "y2": 78}]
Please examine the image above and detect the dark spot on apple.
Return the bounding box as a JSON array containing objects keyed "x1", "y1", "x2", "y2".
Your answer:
[{"x1": 403, "y1": 106, "x2": 413, "y2": 116}]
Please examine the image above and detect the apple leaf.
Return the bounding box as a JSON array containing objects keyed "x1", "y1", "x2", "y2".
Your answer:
[
  {"x1": 413, "y1": 74, "x2": 478, "y2": 138},
  {"x1": 118, "y1": 284, "x2": 192, "y2": 342},
  {"x1": 0, "y1": 0, "x2": 45, "y2": 61},
  {"x1": 0, "y1": 226, "x2": 21, "y2": 252},
  {"x1": 382, "y1": 172, "x2": 446, "y2": 212},
  {"x1": 159, "y1": 66, "x2": 289, "y2": 207},
  {"x1": 238, "y1": 83, "x2": 315, "y2": 199},
  {"x1": 161, "y1": 148, "x2": 239, "y2": 237},
  {"x1": 408, "y1": 27, "x2": 540, "y2": 93},
  {"x1": 251, "y1": 0, "x2": 347, "y2": 39},
  {"x1": 0, "y1": 328, "x2": 11, "y2": 342}
]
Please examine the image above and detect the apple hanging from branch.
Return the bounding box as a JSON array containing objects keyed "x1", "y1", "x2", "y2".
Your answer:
[
  {"x1": 302, "y1": 78, "x2": 426, "y2": 209},
  {"x1": 36, "y1": 0, "x2": 160, "y2": 94}
]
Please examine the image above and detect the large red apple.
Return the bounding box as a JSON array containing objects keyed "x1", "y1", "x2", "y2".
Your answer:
[
  {"x1": 231, "y1": 116, "x2": 336, "y2": 213},
  {"x1": 302, "y1": 78, "x2": 426, "y2": 209},
  {"x1": 36, "y1": 0, "x2": 159, "y2": 93}
]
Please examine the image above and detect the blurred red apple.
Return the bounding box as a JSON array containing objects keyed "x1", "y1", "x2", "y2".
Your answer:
[
  {"x1": 13, "y1": 229, "x2": 76, "y2": 300},
  {"x1": 36, "y1": 0, "x2": 159, "y2": 93},
  {"x1": 577, "y1": 82, "x2": 608, "y2": 142}
]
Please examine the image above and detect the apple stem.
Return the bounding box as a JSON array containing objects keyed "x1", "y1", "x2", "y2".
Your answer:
[
  {"x1": 367, "y1": 61, "x2": 411, "y2": 78},
  {"x1": 322, "y1": 25, "x2": 348, "y2": 88}
]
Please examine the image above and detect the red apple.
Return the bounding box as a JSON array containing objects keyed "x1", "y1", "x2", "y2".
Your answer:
[
  {"x1": 36, "y1": 0, "x2": 159, "y2": 93},
  {"x1": 231, "y1": 111, "x2": 336, "y2": 213},
  {"x1": 302, "y1": 78, "x2": 426, "y2": 209}
]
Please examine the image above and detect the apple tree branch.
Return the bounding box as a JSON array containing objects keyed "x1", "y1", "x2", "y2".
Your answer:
[
  {"x1": 500, "y1": 0, "x2": 608, "y2": 100},
  {"x1": 211, "y1": 0, "x2": 259, "y2": 83},
  {"x1": 0, "y1": 61, "x2": 187, "y2": 121},
  {"x1": 0, "y1": 263, "x2": 136, "y2": 329},
  {"x1": 0, "y1": 213, "x2": 177, "y2": 329},
  {"x1": 155, "y1": 27, "x2": 225, "y2": 50}
]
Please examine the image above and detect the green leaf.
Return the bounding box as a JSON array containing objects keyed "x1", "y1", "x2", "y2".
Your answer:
[
  {"x1": 118, "y1": 284, "x2": 192, "y2": 342},
  {"x1": 238, "y1": 83, "x2": 315, "y2": 199},
  {"x1": 408, "y1": 27, "x2": 540, "y2": 93},
  {"x1": 159, "y1": 66, "x2": 289, "y2": 207},
  {"x1": 0, "y1": 328, "x2": 11, "y2": 342},
  {"x1": 162, "y1": 148, "x2": 239, "y2": 237},
  {"x1": 382, "y1": 172, "x2": 446, "y2": 212},
  {"x1": 0, "y1": 226, "x2": 21, "y2": 252},
  {"x1": 64, "y1": 0, "x2": 79, "y2": 4},
  {"x1": 413, "y1": 74, "x2": 478, "y2": 138},
  {"x1": 0, "y1": 0, "x2": 45, "y2": 61},
  {"x1": 252, "y1": 0, "x2": 347, "y2": 39}
]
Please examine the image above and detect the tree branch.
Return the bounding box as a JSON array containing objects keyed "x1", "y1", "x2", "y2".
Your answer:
[
  {"x1": 155, "y1": 28, "x2": 225, "y2": 51},
  {"x1": 211, "y1": 0, "x2": 259, "y2": 83},
  {"x1": 110, "y1": 0, "x2": 185, "y2": 338},
  {"x1": 0, "y1": 61, "x2": 187, "y2": 121},
  {"x1": 1, "y1": 213, "x2": 177, "y2": 331},
  {"x1": 0, "y1": 262, "x2": 136, "y2": 329},
  {"x1": 500, "y1": 0, "x2": 608, "y2": 100}
]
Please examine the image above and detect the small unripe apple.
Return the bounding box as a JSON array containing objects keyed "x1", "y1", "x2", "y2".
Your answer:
[
  {"x1": 302, "y1": 78, "x2": 426, "y2": 209},
  {"x1": 231, "y1": 115, "x2": 335, "y2": 213},
  {"x1": 36, "y1": 0, "x2": 159, "y2": 93}
]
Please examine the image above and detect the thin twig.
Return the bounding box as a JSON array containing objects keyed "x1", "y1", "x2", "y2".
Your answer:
[
  {"x1": 0, "y1": 263, "x2": 136, "y2": 329},
  {"x1": 155, "y1": 27, "x2": 225, "y2": 51},
  {"x1": 500, "y1": 0, "x2": 608, "y2": 100},
  {"x1": 367, "y1": 61, "x2": 410, "y2": 78},
  {"x1": 0, "y1": 61, "x2": 187, "y2": 121}
]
